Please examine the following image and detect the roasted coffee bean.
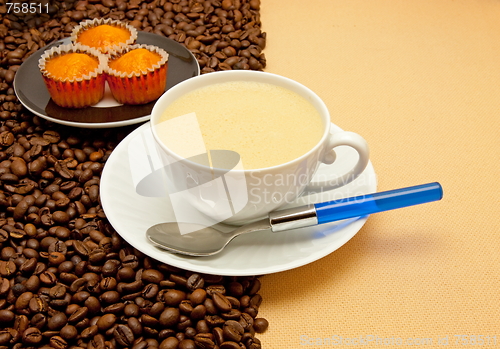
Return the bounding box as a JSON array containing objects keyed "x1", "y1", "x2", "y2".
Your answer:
[
  {"x1": 30, "y1": 313, "x2": 47, "y2": 329},
  {"x1": 49, "y1": 284, "x2": 66, "y2": 298},
  {"x1": 59, "y1": 324, "x2": 78, "y2": 340},
  {"x1": 213, "y1": 292, "x2": 232, "y2": 312},
  {"x1": 204, "y1": 298, "x2": 217, "y2": 315},
  {"x1": 0, "y1": 260, "x2": 16, "y2": 277},
  {"x1": 223, "y1": 320, "x2": 244, "y2": 342},
  {"x1": 96, "y1": 313, "x2": 117, "y2": 331},
  {"x1": 0, "y1": 278, "x2": 10, "y2": 295},
  {"x1": 206, "y1": 315, "x2": 225, "y2": 327},
  {"x1": 48, "y1": 312, "x2": 68, "y2": 330},
  {"x1": 21, "y1": 327, "x2": 42, "y2": 345},
  {"x1": 220, "y1": 341, "x2": 242, "y2": 349},
  {"x1": 80, "y1": 325, "x2": 98, "y2": 339},
  {"x1": 159, "y1": 307, "x2": 180, "y2": 327},
  {"x1": 102, "y1": 259, "x2": 121, "y2": 276},
  {"x1": 164, "y1": 289, "x2": 186, "y2": 306},
  {"x1": 206, "y1": 284, "x2": 226, "y2": 296},
  {"x1": 221, "y1": 308, "x2": 241, "y2": 320},
  {"x1": 177, "y1": 314, "x2": 192, "y2": 331},
  {"x1": 68, "y1": 306, "x2": 88, "y2": 323},
  {"x1": 141, "y1": 268, "x2": 164, "y2": 283},
  {"x1": 190, "y1": 304, "x2": 207, "y2": 321},
  {"x1": 178, "y1": 338, "x2": 196, "y2": 349},
  {"x1": 179, "y1": 299, "x2": 194, "y2": 314},
  {"x1": 127, "y1": 317, "x2": 143, "y2": 336},
  {"x1": 239, "y1": 312, "x2": 254, "y2": 331},
  {"x1": 49, "y1": 335, "x2": 68, "y2": 349},
  {"x1": 160, "y1": 336, "x2": 180, "y2": 349},
  {"x1": 88, "y1": 333, "x2": 106, "y2": 349},
  {"x1": 189, "y1": 288, "x2": 207, "y2": 305},
  {"x1": 0, "y1": 309, "x2": 14, "y2": 324},
  {"x1": 103, "y1": 302, "x2": 125, "y2": 314},
  {"x1": 13, "y1": 314, "x2": 29, "y2": 333},
  {"x1": 142, "y1": 283, "x2": 159, "y2": 298},
  {"x1": 213, "y1": 326, "x2": 224, "y2": 345},
  {"x1": 100, "y1": 290, "x2": 120, "y2": 304},
  {"x1": 114, "y1": 324, "x2": 135, "y2": 347},
  {"x1": 253, "y1": 318, "x2": 269, "y2": 333},
  {"x1": 29, "y1": 295, "x2": 48, "y2": 313},
  {"x1": 194, "y1": 333, "x2": 216, "y2": 349},
  {"x1": 124, "y1": 303, "x2": 140, "y2": 317},
  {"x1": 186, "y1": 273, "x2": 204, "y2": 290},
  {"x1": 15, "y1": 291, "x2": 33, "y2": 311}
]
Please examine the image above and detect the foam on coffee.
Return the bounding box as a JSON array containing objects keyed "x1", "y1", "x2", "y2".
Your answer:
[{"x1": 158, "y1": 80, "x2": 324, "y2": 169}]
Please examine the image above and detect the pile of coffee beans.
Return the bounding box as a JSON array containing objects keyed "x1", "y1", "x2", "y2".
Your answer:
[
  {"x1": 0, "y1": 0, "x2": 266, "y2": 73},
  {"x1": 0, "y1": 0, "x2": 268, "y2": 348}
]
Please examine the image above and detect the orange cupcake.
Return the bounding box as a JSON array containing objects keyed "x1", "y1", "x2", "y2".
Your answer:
[
  {"x1": 38, "y1": 44, "x2": 107, "y2": 108},
  {"x1": 106, "y1": 44, "x2": 169, "y2": 105},
  {"x1": 71, "y1": 18, "x2": 137, "y2": 53}
]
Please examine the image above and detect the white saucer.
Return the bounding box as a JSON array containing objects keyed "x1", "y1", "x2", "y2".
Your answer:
[{"x1": 100, "y1": 122, "x2": 377, "y2": 276}]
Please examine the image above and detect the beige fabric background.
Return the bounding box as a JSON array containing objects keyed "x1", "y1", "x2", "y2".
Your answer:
[{"x1": 257, "y1": 0, "x2": 500, "y2": 348}]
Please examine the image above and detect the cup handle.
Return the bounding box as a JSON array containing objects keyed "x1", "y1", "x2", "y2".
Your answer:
[{"x1": 306, "y1": 130, "x2": 370, "y2": 191}]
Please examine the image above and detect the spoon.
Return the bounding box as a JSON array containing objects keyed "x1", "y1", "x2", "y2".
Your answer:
[{"x1": 146, "y1": 182, "x2": 443, "y2": 256}]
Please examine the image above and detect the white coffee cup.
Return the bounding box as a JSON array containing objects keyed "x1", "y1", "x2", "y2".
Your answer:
[{"x1": 150, "y1": 70, "x2": 369, "y2": 225}]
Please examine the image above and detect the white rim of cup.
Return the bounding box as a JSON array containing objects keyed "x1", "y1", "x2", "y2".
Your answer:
[{"x1": 150, "y1": 70, "x2": 331, "y2": 172}]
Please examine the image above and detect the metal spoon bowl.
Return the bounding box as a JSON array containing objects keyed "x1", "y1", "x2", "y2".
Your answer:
[{"x1": 146, "y1": 219, "x2": 271, "y2": 257}]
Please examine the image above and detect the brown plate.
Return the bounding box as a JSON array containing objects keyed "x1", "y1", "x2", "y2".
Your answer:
[{"x1": 13, "y1": 31, "x2": 200, "y2": 129}]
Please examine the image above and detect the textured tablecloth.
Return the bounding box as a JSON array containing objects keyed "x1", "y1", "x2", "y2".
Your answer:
[{"x1": 258, "y1": 1, "x2": 500, "y2": 347}]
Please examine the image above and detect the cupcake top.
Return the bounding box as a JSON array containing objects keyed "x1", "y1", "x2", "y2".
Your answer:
[
  {"x1": 45, "y1": 53, "x2": 99, "y2": 80},
  {"x1": 39, "y1": 43, "x2": 107, "y2": 82},
  {"x1": 107, "y1": 44, "x2": 169, "y2": 77},
  {"x1": 71, "y1": 18, "x2": 137, "y2": 53}
]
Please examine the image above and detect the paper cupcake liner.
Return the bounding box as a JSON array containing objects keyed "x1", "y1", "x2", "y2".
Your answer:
[
  {"x1": 106, "y1": 44, "x2": 169, "y2": 105},
  {"x1": 71, "y1": 18, "x2": 138, "y2": 53},
  {"x1": 38, "y1": 43, "x2": 108, "y2": 108},
  {"x1": 42, "y1": 75, "x2": 107, "y2": 108}
]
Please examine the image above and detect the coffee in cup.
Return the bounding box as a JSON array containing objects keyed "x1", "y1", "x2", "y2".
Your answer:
[
  {"x1": 157, "y1": 80, "x2": 324, "y2": 170},
  {"x1": 150, "y1": 71, "x2": 370, "y2": 225}
]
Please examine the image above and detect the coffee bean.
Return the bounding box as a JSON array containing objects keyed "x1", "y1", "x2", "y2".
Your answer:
[
  {"x1": 46, "y1": 310, "x2": 64, "y2": 328},
  {"x1": 49, "y1": 335, "x2": 68, "y2": 349},
  {"x1": 0, "y1": 260, "x2": 16, "y2": 277},
  {"x1": 29, "y1": 295, "x2": 48, "y2": 313},
  {"x1": 194, "y1": 333, "x2": 216, "y2": 349},
  {"x1": 141, "y1": 268, "x2": 164, "y2": 283},
  {"x1": 68, "y1": 306, "x2": 88, "y2": 323},
  {"x1": 96, "y1": 313, "x2": 116, "y2": 331},
  {"x1": 223, "y1": 320, "x2": 244, "y2": 342},
  {"x1": 0, "y1": 310, "x2": 14, "y2": 324},
  {"x1": 160, "y1": 336, "x2": 179, "y2": 349},
  {"x1": 127, "y1": 317, "x2": 143, "y2": 336},
  {"x1": 159, "y1": 307, "x2": 180, "y2": 327},
  {"x1": 80, "y1": 325, "x2": 98, "y2": 339},
  {"x1": 252, "y1": 317, "x2": 269, "y2": 333},
  {"x1": 207, "y1": 285, "x2": 226, "y2": 296},
  {"x1": 21, "y1": 327, "x2": 42, "y2": 345},
  {"x1": 186, "y1": 273, "x2": 205, "y2": 290},
  {"x1": 220, "y1": 341, "x2": 242, "y2": 349},
  {"x1": 88, "y1": 333, "x2": 106, "y2": 349},
  {"x1": 213, "y1": 292, "x2": 232, "y2": 312},
  {"x1": 59, "y1": 324, "x2": 78, "y2": 340},
  {"x1": 113, "y1": 324, "x2": 135, "y2": 346},
  {"x1": 164, "y1": 289, "x2": 186, "y2": 306}
]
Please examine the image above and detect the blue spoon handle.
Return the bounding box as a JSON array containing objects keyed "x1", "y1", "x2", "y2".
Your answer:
[
  {"x1": 269, "y1": 182, "x2": 443, "y2": 232},
  {"x1": 314, "y1": 182, "x2": 443, "y2": 224}
]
